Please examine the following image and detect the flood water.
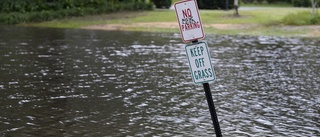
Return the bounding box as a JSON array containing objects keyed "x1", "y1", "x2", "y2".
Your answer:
[{"x1": 0, "y1": 26, "x2": 319, "y2": 137}]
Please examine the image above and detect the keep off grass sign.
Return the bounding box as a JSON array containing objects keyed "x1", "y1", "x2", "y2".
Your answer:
[
  {"x1": 174, "y1": 0, "x2": 204, "y2": 43},
  {"x1": 174, "y1": 1, "x2": 221, "y2": 135},
  {"x1": 185, "y1": 42, "x2": 216, "y2": 84}
]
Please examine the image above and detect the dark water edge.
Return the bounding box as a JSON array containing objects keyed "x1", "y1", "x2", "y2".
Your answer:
[{"x1": 0, "y1": 26, "x2": 319, "y2": 137}]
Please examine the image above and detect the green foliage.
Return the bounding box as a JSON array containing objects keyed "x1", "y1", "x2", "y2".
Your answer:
[
  {"x1": 0, "y1": 0, "x2": 154, "y2": 13},
  {"x1": 282, "y1": 11, "x2": 320, "y2": 25},
  {"x1": 197, "y1": 0, "x2": 218, "y2": 9},
  {"x1": 241, "y1": 0, "x2": 294, "y2": 6},
  {"x1": 197, "y1": 0, "x2": 217, "y2": 9},
  {"x1": 242, "y1": 0, "x2": 291, "y2": 3},
  {"x1": 291, "y1": 0, "x2": 310, "y2": 7},
  {"x1": 0, "y1": 1, "x2": 153, "y2": 24},
  {"x1": 196, "y1": 0, "x2": 234, "y2": 10},
  {"x1": 151, "y1": 0, "x2": 172, "y2": 9},
  {"x1": 220, "y1": 0, "x2": 236, "y2": 10}
]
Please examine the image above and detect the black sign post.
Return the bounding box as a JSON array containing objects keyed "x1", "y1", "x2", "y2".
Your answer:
[
  {"x1": 192, "y1": 40, "x2": 222, "y2": 137},
  {"x1": 203, "y1": 82, "x2": 222, "y2": 137}
]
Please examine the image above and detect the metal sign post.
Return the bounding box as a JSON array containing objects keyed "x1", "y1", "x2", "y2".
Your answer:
[
  {"x1": 175, "y1": 1, "x2": 222, "y2": 136},
  {"x1": 203, "y1": 82, "x2": 222, "y2": 137},
  {"x1": 192, "y1": 40, "x2": 222, "y2": 137}
]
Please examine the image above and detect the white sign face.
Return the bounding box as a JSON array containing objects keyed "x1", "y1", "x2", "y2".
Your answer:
[
  {"x1": 185, "y1": 42, "x2": 215, "y2": 84},
  {"x1": 174, "y1": 0, "x2": 205, "y2": 43}
]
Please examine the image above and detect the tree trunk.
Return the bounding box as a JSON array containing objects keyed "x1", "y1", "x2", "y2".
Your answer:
[
  {"x1": 311, "y1": 0, "x2": 318, "y2": 17},
  {"x1": 234, "y1": 0, "x2": 239, "y2": 16}
]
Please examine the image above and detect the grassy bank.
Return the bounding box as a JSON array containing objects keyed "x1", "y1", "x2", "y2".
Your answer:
[
  {"x1": 22, "y1": 7, "x2": 320, "y2": 37},
  {"x1": 0, "y1": 1, "x2": 153, "y2": 24}
]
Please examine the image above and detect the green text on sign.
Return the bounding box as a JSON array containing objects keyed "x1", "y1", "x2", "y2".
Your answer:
[{"x1": 185, "y1": 42, "x2": 216, "y2": 84}]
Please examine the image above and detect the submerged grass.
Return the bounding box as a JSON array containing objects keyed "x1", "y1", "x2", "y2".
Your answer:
[{"x1": 23, "y1": 7, "x2": 320, "y2": 37}]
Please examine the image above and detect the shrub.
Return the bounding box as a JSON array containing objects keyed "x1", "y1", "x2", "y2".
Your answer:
[
  {"x1": 262, "y1": 0, "x2": 269, "y2": 5},
  {"x1": 310, "y1": 16, "x2": 320, "y2": 24},
  {"x1": 291, "y1": 0, "x2": 310, "y2": 7},
  {"x1": 282, "y1": 11, "x2": 320, "y2": 25},
  {"x1": 0, "y1": 1, "x2": 153, "y2": 24},
  {"x1": 196, "y1": 0, "x2": 235, "y2": 10},
  {"x1": 0, "y1": 0, "x2": 153, "y2": 13},
  {"x1": 197, "y1": 0, "x2": 218, "y2": 9},
  {"x1": 242, "y1": 0, "x2": 291, "y2": 4},
  {"x1": 151, "y1": 0, "x2": 172, "y2": 9},
  {"x1": 219, "y1": 0, "x2": 235, "y2": 10}
]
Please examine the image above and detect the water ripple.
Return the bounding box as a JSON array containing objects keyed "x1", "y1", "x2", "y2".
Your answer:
[{"x1": 0, "y1": 28, "x2": 319, "y2": 136}]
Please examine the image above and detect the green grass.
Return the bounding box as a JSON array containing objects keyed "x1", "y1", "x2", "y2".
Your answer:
[
  {"x1": 283, "y1": 11, "x2": 320, "y2": 25},
  {"x1": 22, "y1": 7, "x2": 320, "y2": 37},
  {"x1": 241, "y1": 2, "x2": 293, "y2": 7},
  {"x1": 0, "y1": 1, "x2": 153, "y2": 25},
  {"x1": 25, "y1": 11, "x2": 147, "y2": 28},
  {"x1": 31, "y1": 7, "x2": 307, "y2": 26}
]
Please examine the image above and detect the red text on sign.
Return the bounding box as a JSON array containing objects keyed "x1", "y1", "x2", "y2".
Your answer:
[{"x1": 182, "y1": 8, "x2": 192, "y2": 18}]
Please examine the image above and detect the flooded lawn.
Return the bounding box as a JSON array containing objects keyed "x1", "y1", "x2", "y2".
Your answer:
[{"x1": 0, "y1": 26, "x2": 319, "y2": 136}]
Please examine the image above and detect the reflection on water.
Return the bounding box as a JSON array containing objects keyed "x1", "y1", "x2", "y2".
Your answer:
[{"x1": 0, "y1": 26, "x2": 319, "y2": 136}]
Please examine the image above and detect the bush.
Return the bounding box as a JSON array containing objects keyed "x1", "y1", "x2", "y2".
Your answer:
[
  {"x1": 242, "y1": 0, "x2": 291, "y2": 4},
  {"x1": 291, "y1": 0, "x2": 310, "y2": 7},
  {"x1": 218, "y1": 0, "x2": 235, "y2": 10},
  {"x1": 151, "y1": 0, "x2": 172, "y2": 9},
  {"x1": 0, "y1": 1, "x2": 154, "y2": 24},
  {"x1": 0, "y1": 0, "x2": 154, "y2": 13},
  {"x1": 282, "y1": 11, "x2": 320, "y2": 25},
  {"x1": 197, "y1": 0, "x2": 218, "y2": 9},
  {"x1": 196, "y1": 0, "x2": 234, "y2": 10}
]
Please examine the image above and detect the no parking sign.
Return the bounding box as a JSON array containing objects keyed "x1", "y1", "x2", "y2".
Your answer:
[{"x1": 174, "y1": 0, "x2": 204, "y2": 43}]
